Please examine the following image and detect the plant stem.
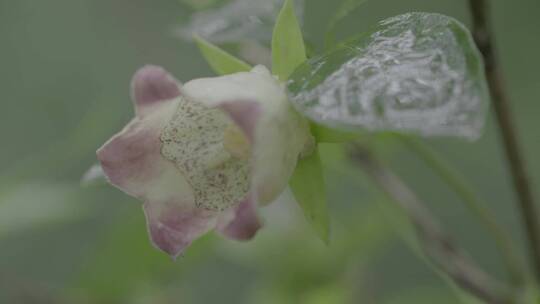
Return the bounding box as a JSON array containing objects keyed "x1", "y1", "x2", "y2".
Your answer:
[
  {"x1": 350, "y1": 145, "x2": 514, "y2": 304},
  {"x1": 398, "y1": 135, "x2": 524, "y2": 285},
  {"x1": 468, "y1": 0, "x2": 540, "y2": 279}
]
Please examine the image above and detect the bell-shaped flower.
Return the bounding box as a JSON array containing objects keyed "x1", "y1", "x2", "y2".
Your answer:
[{"x1": 97, "y1": 65, "x2": 313, "y2": 258}]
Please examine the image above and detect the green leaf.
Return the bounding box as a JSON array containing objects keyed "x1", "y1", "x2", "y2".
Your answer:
[
  {"x1": 194, "y1": 35, "x2": 252, "y2": 75},
  {"x1": 288, "y1": 13, "x2": 489, "y2": 140},
  {"x1": 311, "y1": 123, "x2": 362, "y2": 143},
  {"x1": 324, "y1": 0, "x2": 368, "y2": 49},
  {"x1": 271, "y1": 0, "x2": 306, "y2": 80},
  {"x1": 289, "y1": 147, "x2": 330, "y2": 243}
]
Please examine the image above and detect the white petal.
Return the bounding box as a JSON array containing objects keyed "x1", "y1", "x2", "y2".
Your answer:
[{"x1": 182, "y1": 65, "x2": 313, "y2": 204}]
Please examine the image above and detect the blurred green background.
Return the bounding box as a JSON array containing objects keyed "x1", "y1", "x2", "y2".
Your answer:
[{"x1": 1, "y1": 0, "x2": 539, "y2": 303}]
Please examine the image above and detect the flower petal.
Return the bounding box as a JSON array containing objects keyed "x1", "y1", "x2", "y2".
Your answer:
[
  {"x1": 99, "y1": 66, "x2": 277, "y2": 257},
  {"x1": 98, "y1": 96, "x2": 222, "y2": 258},
  {"x1": 144, "y1": 200, "x2": 217, "y2": 259},
  {"x1": 220, "y1": 101, "x2": 260, "y2": 142},
  {"x1": 181, "y1": 65, "x2": 281, "y2": 109},
  {"x1": 217, "y1": 194, "x2": 262, "y2": 240},
  {"x1": 182, "y1": 65, "x2": 313, "y2": 204},
  {"x1": 131, "y1": 65, "x2": 181, "y2": 115},
  {"x1": 97, "y1": 99, "x2": 178, "y2": 198}
]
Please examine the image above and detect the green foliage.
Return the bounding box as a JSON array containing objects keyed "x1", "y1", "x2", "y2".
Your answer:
[
  {"x1": 271, "y1": 0, "x2": 307, "y2": 80},
  {"x1": 521, "y1": 284, "x2": 540, "y2": 304},
  {"x1": 311, "y1": 123, "x2": 362, "y2": 143},
  {"x1": 288, "y1": 13, "x2": 488, "y2": 139},
  {"x1": 290, "y1": 148, "x2": 330, "y2": 244},
  {"x1": 194, "y1": 35, "x2": 252, "y2": 75}
]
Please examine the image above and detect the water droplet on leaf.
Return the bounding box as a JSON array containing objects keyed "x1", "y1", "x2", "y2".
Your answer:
[{"x1": 288, "y1": 13, "x2": 489, "y2": 139}]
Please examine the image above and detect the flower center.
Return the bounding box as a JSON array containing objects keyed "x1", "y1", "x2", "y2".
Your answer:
[
  {"x1": 223, "y1": 124, "x2": 251, "y2": 160},
  {"x1": 160, "y1": 98, "x2": 250, "y2": 211}
]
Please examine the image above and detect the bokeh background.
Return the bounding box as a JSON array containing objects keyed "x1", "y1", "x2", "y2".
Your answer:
[{"x1": 1, "y1": 0, "x2": 539, "y2": 303}]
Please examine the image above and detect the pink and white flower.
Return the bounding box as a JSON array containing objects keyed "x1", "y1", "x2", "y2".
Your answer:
[{"x1": 97, "y1": 65, "x2": 313, "y2": 258}]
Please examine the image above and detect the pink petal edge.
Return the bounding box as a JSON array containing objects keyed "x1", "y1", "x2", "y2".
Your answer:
[
  {"x1": 144, "y1": 201, "x2": 217, "y2": 259},
  {"x1": 96, "y1": 120, "x2": 161, "y2": 198},
  {"x1": 131, "y1": 65, "x2": 181, "y2": 114},
  {"x1": 217, "y1": 195, "x2": 262, "y2": 241},
  {"x1": 219, "y1": 101, "x2": 261, "y2": 142}
]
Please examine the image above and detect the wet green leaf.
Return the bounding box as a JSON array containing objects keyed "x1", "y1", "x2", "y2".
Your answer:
[{"x1": 289, "y1": 13, "x2": 489, "y2": 140}]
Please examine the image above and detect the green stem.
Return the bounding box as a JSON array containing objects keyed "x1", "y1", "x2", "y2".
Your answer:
[
  {"x1": 397, "y1": 134, "x2": 525, "y2": 285},
  {"x1": 350, "y1": 145, "x2": 515, "y2": 303},
  {"x1": 468, "y1": 0, "x2": 540, "y2": 282}
]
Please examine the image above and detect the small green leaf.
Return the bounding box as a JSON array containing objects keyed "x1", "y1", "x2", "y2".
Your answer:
[
  {"x1": 271, "y1": 0, "x2": 306, "y2": 80},
  {"x1": 194, "y1": 35, "x2": 252, "y2": 75},
  {"x1": 325, "y1": 0, "x2": 368, "y2": 49},
  {"x1": 289, "y1": 147, "x2": 330, "y2": 243}
]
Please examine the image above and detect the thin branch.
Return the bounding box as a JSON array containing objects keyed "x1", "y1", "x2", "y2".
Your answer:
[
  {"x1": 350, "y1": 145, "x2": 514, "y2": 304},
  {"x1": 468, "y1": 0, "x2": 540, "y2": 279},
  {"x1": 397, "y1": 134, "x2": 525, "y2": 285}
]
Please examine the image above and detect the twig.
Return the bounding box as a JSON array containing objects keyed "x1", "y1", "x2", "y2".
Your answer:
[
  {"x1": 397, "y1": 134, "x2": 524, "y2": 285},
  {"x1": 350, "y1": 145, "x2": 514, "y2": 304},
  {"x1": 468, "y1": 0, "x2": 540, "y2": 279}
]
